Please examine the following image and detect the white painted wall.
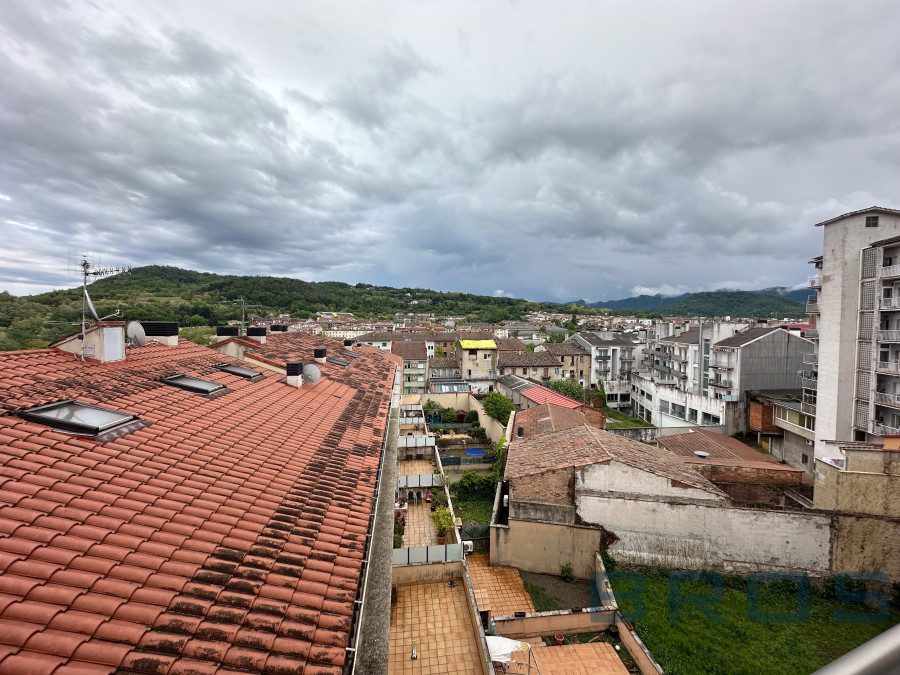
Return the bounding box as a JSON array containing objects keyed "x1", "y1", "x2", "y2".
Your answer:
[
  {"x1": 579, "y1": 462, "x2": 722, "y2": 503},
  {"x1": 577, "y1": 495, "x2": 832, "y2": 573}
]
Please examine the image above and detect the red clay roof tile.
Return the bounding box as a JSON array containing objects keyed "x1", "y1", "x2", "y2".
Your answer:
[{"x1": 0, "y1": 338, "x2": 396, "y2": 673}]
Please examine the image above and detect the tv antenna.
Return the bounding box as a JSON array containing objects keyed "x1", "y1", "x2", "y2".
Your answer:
[
  {"x1": 221, "y1": 296, "x2": 261, "y2": 326},
  {"x1": 67, "y1": 251, "x2": 129, "y2": 340}
]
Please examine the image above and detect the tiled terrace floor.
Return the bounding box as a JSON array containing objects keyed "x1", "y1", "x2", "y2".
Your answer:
[
  {"x1": 404, "y1": 501, "x2": 439, "y2": 547},
  {"x1": 389, "y1": 580, "x2": 485, "y2": 675},
  {"x1": 466, "y1": 554, "x2": 535, "y2": 617},
  {"x1": 504, "y1": 643, "x2": 629, "y2": 675},
  {"x1": 400, "y1": 458, "x2": 436, "y2": 475}
]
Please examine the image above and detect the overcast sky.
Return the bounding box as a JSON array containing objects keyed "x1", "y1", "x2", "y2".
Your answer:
[{"x1": 2, "y1": 1, "x2": 899, "y2": 302}]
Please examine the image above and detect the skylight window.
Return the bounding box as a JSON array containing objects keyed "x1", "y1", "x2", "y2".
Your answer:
[
  {"x1": 162, "y1": 374, "x2": 226, "y2": 394},
  {"x1": 327, "y1": 357, "x2": 351, "y2": 367},
  {"x1": 215, "y1": 363, "x2": 262, "y2": 379},
  {"x1": 21, "y1": 400, "x2": 137, "y2": 435}
]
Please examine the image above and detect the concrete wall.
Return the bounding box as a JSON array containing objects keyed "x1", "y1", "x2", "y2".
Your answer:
[
  {"x1": 493, "y1": 608, "x2": 615, "y2": 637},
  {"x1": 490, "y1": 520, "x2": 603, "y2": 580},
  {"x1": 577, "y1": 496, "x2": 832, "y2": 574},
  {"x1": 615, "y1": 615, "x2": 665, "y2": 675},
  {"x1": 580, "y1": 461, "x2": 724, "y2": 504},
  {"x1": 814, "y1": 459, "x2": 900, "y2": 516},
  {"x1": 831, "y1": 515, "x2": 900, "y2": 580},
  {"x1": 739, "y1": 331, "x2": 812, "y2": 393}
]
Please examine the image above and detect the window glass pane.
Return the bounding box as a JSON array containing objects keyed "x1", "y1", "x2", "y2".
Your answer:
[
  {"x1": 22, "y1": 401, "x2": 135, "y2": 433},
  {"x1": 163, "y1": 374, "x2": 225, "y2": 394},
  {"x1": 216, "y1": 364, "x2": 261, "y2": 379}
]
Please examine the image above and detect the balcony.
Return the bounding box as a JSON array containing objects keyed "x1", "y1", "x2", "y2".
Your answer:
[
  {"x1": 876, "y1": 361, "x2": 900, "y2": 374},
  {"x1": 872, "y1": 421, "x2": 900, "y2": 436},
  {"x1": 801, "y1": 402, "x2": 817, "y2": 415},
  {"x1": 880, "y1": 297, "x2": 900, "y2": 311},
  {"x1": 654, "y1": 363, "x2": 672, "y2": 374},
  {"x1": 875, "y1": 392, "x2": 900, "y2": 409},
  {"x1": 806, "y1": 299, "x2": 820, "y2": 314},
  {"x1": 805, "y1": 328, "x2": 818, "y2": 339},
  {"x1": 709, "y1": 379, "x2": 734, "y2": 388},
  {"x1": 878, "y1": 330, "x2": 900, "y2": 343},
  {"x1": 803, "y1": 352, "x2": 818, "y2": 365},
  {"x1": 597, "y1": 354, "x2": 611, "y2": 361},
  {"x1": 808, "y1": 275, "x2": 822, "y2": 289},
  {"x1": 802, "y1": 376, "x2": 818, "y2": 389},
  {"x1": 722, "y1": 394, "x2": 740, "y2": 402},
  {"x1": 710, "y1": 362, "x2": 733, "y2": 370},
  {"x1": 881, "y1": 264, "x2": 900, "y2": 280}
]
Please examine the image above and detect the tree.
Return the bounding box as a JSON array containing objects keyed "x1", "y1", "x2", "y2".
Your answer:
[
  {"x1": 482, "y1": 392, "x2": 515, "y2": 426},
  {"x1": 595, "y1": 380, "x2": 607, "y2": 408},
  {"x1": 547, "y1": 379, "x2": 585, "y2": 403}
]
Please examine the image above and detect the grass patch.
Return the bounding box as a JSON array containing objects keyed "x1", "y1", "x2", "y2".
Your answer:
[
  {"x1": 611, "y1": 572, "x2": 899, "y2": 675},
  {"x1": 523, "y1": 578, "x2": 563, "y2": 612},
  {"x1": 452, "y1": 496, "x2": 494, "y2": 525},
  {"x1": 603, "y1": 406, "x2": 652, "y2": 428}
]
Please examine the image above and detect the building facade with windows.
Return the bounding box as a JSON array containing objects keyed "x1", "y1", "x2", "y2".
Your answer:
[
  {"x1": 455, "y1": 339, "x2": 498, "y2": 393},
  {"x1": 569, "y1": 332, "x2": 641, "y2": 410},
  {"x1": 809, "y1": 206, "x2": 900, "y2": 460}
]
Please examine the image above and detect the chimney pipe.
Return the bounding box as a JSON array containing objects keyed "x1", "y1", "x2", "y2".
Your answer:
[
  {"x1": 247, "y1": 326, "x2": 267, "y2": 344},
  {"x1": 286, "y1": 361, "x2": 303, "y2": 388},
  {"x1": 216, "y1": 326, "x2": 239, "y2": 342},
  {"x1": 343, "y1": 339, "x2": 354, "y2": 352},
  {"x1": 314, "y1": 348, "x2": 327, "y2": 364}
]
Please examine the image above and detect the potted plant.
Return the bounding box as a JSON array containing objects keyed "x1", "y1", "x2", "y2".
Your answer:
[{"x1": 431, "y1": 506, "x2": 454, "y2": 545}]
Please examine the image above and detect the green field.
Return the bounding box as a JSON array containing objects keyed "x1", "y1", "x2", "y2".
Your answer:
[{"x1": 610, "y1": 572, "x2": 899, "y2": 675}]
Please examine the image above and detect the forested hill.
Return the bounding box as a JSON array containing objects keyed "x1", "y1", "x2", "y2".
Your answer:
[{"x1": 575, "y1": 287, "x2": 806, "y2": 316}]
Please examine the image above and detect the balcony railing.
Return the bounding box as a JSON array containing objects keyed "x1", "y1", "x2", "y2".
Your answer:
[
  {"x1": 808, "y1": 275, "x2": 822, "y2": 289},
  {"x1": 805, "y1": 328, "x2": 818, "y2": 339},
  {"x1": 709, "y1": 380, "x2": 733, "y2": 388},
  {"x1": 654, "y1": 364, "x2": 672, "y2": 374},
  {"x1": 802, "y1": 376, "x2": 818, "y2": 389},
  {"x1": 806, "y1": 301, "x2": 820, "y2": 314},
  {"x1": 879, "y1": 330, "x2": 900, "y2": 343},
  {"x1": 803, "y1": 352, "x2": 818, "y2": 365},
  {"x1": 597, "y1": 354, "x2": 611, "y2": 361},
  {"x1": 710, "y1": 363, "x2": 733, "y2": 370},
  {"x1": 881, "y1": 264, "x2": 900, "y2": 279},
  {"x1": 876, "y1": 361, "x2": 900, "y2": 373},
  {"x1": 880, "y1": 297, "x2": 900, "y2": 310},
  {"x1": 872, "y1": 421, "x2": 900, "y2": 436},
  {"x1": 722, "y1": 394, "x2": 739, "y2": 402},
  {"x1": 875, "y1": 392, "x2": 900, "y2": 408},
  {"x1": 801, "y1": 402, "x2": 817, "y2": 415}
]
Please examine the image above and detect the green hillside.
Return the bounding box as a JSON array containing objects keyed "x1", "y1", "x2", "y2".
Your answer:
[{"x1": 661, "y1": 291, "x2": 805, "y2": 318}]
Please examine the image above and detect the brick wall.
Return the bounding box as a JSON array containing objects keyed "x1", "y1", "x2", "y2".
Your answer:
[
  {"x1": 512, "y1": 469, "x2": 574, "y2": 504},
  {"x1": 749, "y1": 400, "x2": 781, "y2": 434},
  {"x1": 692, "y1": 463, "x2": 804, "y2": 486}
]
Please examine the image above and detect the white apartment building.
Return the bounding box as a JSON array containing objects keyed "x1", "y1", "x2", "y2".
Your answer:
[
  {"x1": 569, "y1": 332, "x2": 643, "y2": 411},
  {"x1": 808, "y1": 206, "x2": 900, "y2": 461},
  {"x1": 631, "y1": 322, "x2": 810, "y2": 435}
]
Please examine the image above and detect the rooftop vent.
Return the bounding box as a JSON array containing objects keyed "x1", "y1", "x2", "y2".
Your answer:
[
  {"x1": 693, "y1": 450, "x2": 711, "y2": 458},
  {"x1": 246, "y1": 326, "x2": 267, "y2": 344},
  {"x1": 215, "y1": 326, "x2": 239, "y2": 342},
  {"x1": 286, "y1": 361, "x2": 303, "y2": 388},
  {"x1": 343, "y1": 339, "x2": 354, "y2": 351},
  {"x1": 314, "y1": 348, "x2": 327, "y2": 364},
  {"x1": 270, "y1": 325, "x2": 288, "y2": 332},
  {"x1": 140, "y1": 321, "x2": 179, "y2": 347}
]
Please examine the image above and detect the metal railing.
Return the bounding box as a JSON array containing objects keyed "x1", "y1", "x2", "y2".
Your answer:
[
  {"x1": 872, "y1": 421, "x2": 900, "y2": 436},
  {"x1": 802, "y1": 376, "x2": 818, "y2": 389},
  {"x1": 875, "y1": 361, "x2": 900, "y2": 373},
  {"x1": 875, "y1": 392, "x2": 900, "y2": 408},
  {"x1": 880, "y1": 297, "x2": 900, "y2": 310},
  {"x1": 709, "y1": 379, "x2": 733, "y2": 388},
  {"x1": 878, "y1": 330, "x2": 900, "y2": 342},
  {"x1": 806, "y1": 301, "x2": 820, "y2": 314},
  {"x1": 805, "y1": 328, "x2": 818, "y2": 339},
  {"x1": 881, "y1": 264, "x2": 900, "y2": 279},
  {"x1": 803, "y1": 352, "x2": 818, "y2": 365},
  {"x1": 801, "y1": 402, "x2": 816, "y2": 414}
]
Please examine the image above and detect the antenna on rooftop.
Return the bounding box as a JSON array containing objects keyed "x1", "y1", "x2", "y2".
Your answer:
[
  {"x1": 67, "y1": 251, "x2": 129, "y2": 351},
  {"x1": 221, "y1": 296, "x2": 262, "y2": 326}
]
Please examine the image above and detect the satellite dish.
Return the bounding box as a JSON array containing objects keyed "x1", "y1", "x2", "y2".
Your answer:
[
  {"x1": 127, "y1": 321, "x2": 146, "y2": 347},
  {"x1": 302, "y1": 363, "x2": 322, "y2": 384},
  {"x1": 84, "y1": 287, "x2": 100, "y2": 321}
]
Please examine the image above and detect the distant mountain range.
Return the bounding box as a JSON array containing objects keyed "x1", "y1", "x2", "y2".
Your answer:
[{"x1": 572, "y1": 286, "x2": 808, "y2": 317}]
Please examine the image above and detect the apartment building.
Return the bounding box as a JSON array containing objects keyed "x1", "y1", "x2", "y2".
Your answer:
[
  {"x1": 807, "y1": 207, "x2": 900, "y2": 462},
  {"x1": 535, "y1": 341, "x2": 593, "y2": 388},
  {"x1": 631, "y1": 323, "x2": 810, "y2": 434},
  {"x1": 393, "y1": 341, "x2": 429, "y2": 394},
  {"x1": 569, "y1": 332, "x2": 642, "y2": 411},
  {"x1": 497, "y1": 351, "x2": 565, "y2": 385},
  {"x1": 455, "y1": 339, "x2": 499, "y2": 393}
]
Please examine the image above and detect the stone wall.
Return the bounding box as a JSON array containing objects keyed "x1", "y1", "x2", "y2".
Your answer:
[{"x1": 490, "y1": 519, "x2": 603, "y2": 580}]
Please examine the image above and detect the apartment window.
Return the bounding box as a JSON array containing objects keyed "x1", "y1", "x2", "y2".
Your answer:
[
  {"x1": 555, "y1": 367, "x2": 560, "y2": 375},
  {"x1": 801, "y1": 453, "x2": 809, "y2": 465},
  {"x1": 467, "y1": 369, "x2": 472, "y2": 378},
  {"x1": 866, "y1": 216, "x2": 879, "y2": 227},
  {"x1": 517, "y1": 426, "x2": 524, "y2": 438},
  {"x1": 522, "y1": 368, "x2": 527, "y2": 375},
  {"x1": 483, "y1": 353, "x2": 491, "y2": 360}
]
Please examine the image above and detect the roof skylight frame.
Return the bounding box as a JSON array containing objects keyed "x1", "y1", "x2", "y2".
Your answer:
[
  {"x1": 327, "y1": 357, "x2": 351, "y2": 367},
  {"x1": 215, "y1": 363, "x2": 263, "y2": 380},
  {"x1": 20, "y1": 400, "x2": 137, "y2": 435},
  {"x1": 162, "y1": 374, "x2": 227, "y2": 395}
]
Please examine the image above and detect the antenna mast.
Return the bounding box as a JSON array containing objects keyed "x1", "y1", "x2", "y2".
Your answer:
[{"x1": 69, "y1": 251, "x2": 129, "y2": 345}]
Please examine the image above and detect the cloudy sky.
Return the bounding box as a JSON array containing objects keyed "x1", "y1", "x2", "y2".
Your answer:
[{"x1": 2, "y1": 1, "x2": 899, "y2": 302}]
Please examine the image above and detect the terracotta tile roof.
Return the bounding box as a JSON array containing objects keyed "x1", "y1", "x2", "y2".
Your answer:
[
  {"x1": 506, "y1": 425, "x2": 726, "y2": 497},
  {"x1": 519, "y1": 387, "x2": 581, "y2": 409},
  {"x1": 513, "y1": 404, "x2": 600, "y2": 439},
  {"x1": 390, "y1": 342, "x2": 427, "y2": 362},
  {"x1": 659, "y1": 427, "x2": 784, "y2": 465},
  {"x1": 0, "y1": 337, "x2": 398, "y2": 674},
  {"x1": 498, "y1": 353, "x2": 559, "y2": 369},
  {"x1": 537, "y1": 343, "x2": 588, "y2": 357},
  {"x1": 428, "y1": 357, "x2": 459, "y2": 370},
  {"x1": 494, "y1": 338, "x2": 526, "y2": 352}
]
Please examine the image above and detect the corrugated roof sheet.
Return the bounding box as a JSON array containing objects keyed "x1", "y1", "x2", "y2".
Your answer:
[
  {"x1": 458, "y1": 340, "x2": 497, "y2": 350},
  {"x1": 0, "y1": 336, "x2": 397, "y2": 674}
]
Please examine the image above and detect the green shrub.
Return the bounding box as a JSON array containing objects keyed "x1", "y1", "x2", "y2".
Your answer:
[
  {"x1": 482, "y1": 392, "x2": 515, "y2": 425},
  {"x1": 464, "y1": 410, "x2": 480, "y2": 424},
  {"x1": 561, "y1": 563, "x2": 576, "y2": 583},
  {"x1": 431, "y1": 507, "x2": 454, "y2": 536},
  {"x1": 451, "y1": 471, "x2": 496, "y2": 501}
]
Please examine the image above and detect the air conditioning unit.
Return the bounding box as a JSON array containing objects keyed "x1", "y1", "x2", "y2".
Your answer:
[{"x1": 462, "y1": 541, "x2": 474, "y2": 554}]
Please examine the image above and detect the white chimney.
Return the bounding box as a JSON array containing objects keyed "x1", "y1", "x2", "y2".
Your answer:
[
  {"x1": 286, "y1": 361, "x2": 303, "y2": 388},
  {"x1": 314, "y1": 348, "x2": 327, "y2": 364}
]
